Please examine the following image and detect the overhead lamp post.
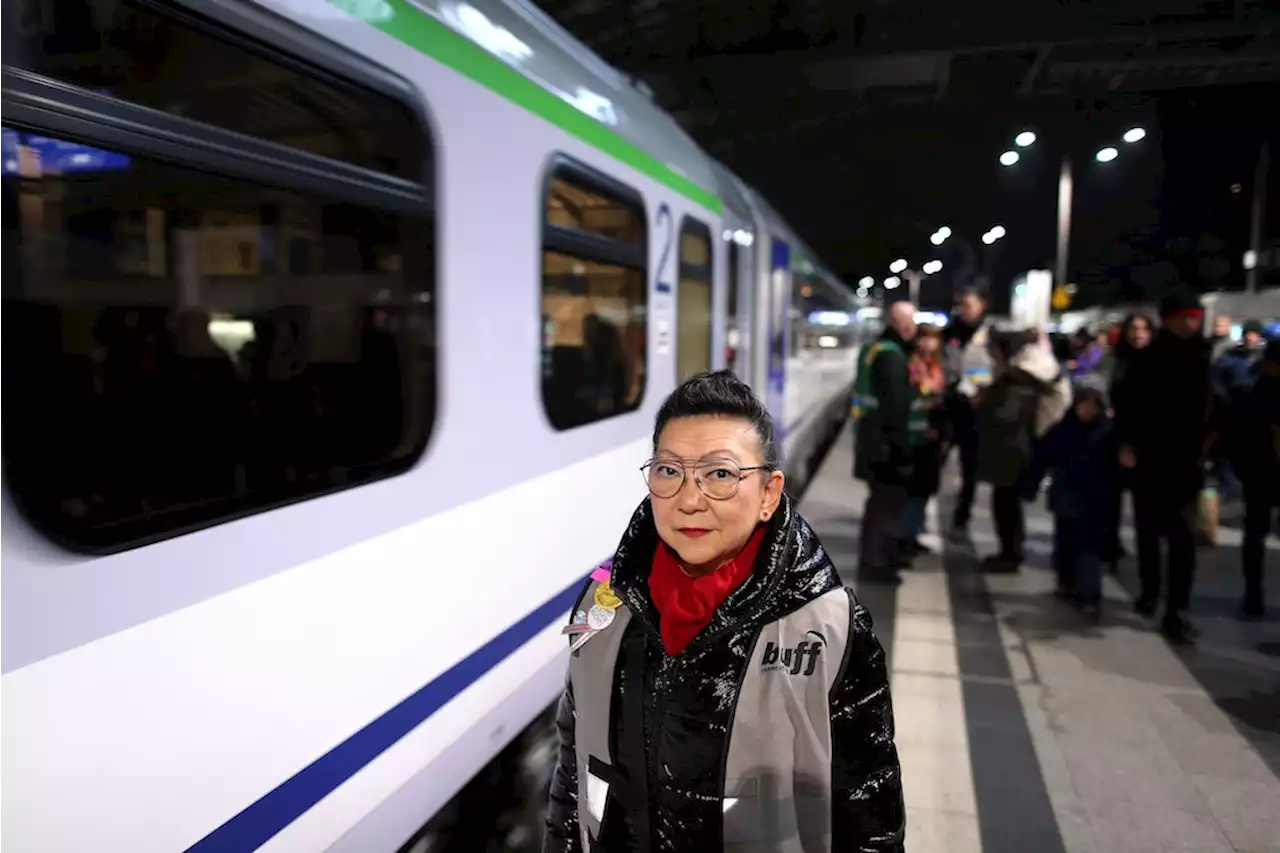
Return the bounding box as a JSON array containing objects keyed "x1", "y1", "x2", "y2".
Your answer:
[{"x1": 999, "y1": 126, "x2": 1147, "y2": 291}]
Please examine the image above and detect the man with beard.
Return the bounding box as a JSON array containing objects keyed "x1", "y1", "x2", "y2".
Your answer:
[{"x1": 1115, "y1": 284, "x2": 1212, "y2": 644}]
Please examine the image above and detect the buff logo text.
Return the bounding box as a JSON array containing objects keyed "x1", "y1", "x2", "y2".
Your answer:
[{"x1": 760, "y1": 631, "x2": 826, "y2": 676}]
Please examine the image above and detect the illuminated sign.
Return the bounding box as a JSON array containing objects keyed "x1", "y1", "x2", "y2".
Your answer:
[
  {"x1": 2, "y1": 129, "x2": 131, "y2": 176},
  {"x1": 807, "y1": 310, "x2": 851, "y2": 326}
]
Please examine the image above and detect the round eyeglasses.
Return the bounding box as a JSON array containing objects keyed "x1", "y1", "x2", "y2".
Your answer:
[{"x1": 641, "y1": 458, "x2": 770, "y2": 501}]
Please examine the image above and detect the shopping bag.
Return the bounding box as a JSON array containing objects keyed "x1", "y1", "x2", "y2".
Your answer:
[{"x1": 1196, "y1": 486, "x2": 1220, "y2": 548}]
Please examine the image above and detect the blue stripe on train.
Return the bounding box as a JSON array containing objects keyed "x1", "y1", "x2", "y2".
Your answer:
[{"x1": 185, "y1": 564, "x2": 604, "y2": 852}]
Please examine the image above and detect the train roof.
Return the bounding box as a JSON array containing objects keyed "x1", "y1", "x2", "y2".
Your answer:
[
  {"x1": 399, "y1": 0, "x2": 720, "y2": 208},
  {"x1": 391, "y1": 0, "x2": 847, "y2": 286}
]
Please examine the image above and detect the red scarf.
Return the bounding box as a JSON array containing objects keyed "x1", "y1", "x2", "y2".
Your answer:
[{"x1": 648, "y1": 527, "x2": 766, "y2": 655}]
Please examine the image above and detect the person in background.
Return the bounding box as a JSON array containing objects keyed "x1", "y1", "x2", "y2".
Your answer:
[
  {"x1": 544, "y1": 370, "x2": 905, "y2": 853},
  {"x1": 1024, "y1": 374, "x2": 1117, "y2": 619},
  {"x1": 976, "y1": 329, "x2": 1068, "y2": 573},
  {"x1": 1050, "y1": 332, "x2": 1074, "y2": 368},
  {"x1": 942, "y1": 283, "x2": 994, "y2": 538},
  {"x1": 1226, "y1": 338, "x2": 1279, "y2": 619},
  {"x1": 1210, "y1": 313, "x2": 1235, "y2": 362},
  {"x1": 853, "y1": 301, "x2": 918, "y2": 583},
  {"x1": 898, "y1": 323, "x2": 949, "y2": 563},
  {"x1": 1102, "y1": 313, "x2": 1154, "y2": 393},
  {"x1": 1115, "y1": 284, "x2": 1211, "y2": 645},
  {"x1": 1100, "y1": 313, "x2": 1155, "y2": 569},
  {"x1": 1072, "y1": 326, "x2": 1109, "y2": 377},
  {"x1": 1211, "y1": 318, "x2": 1267, "y2": 503}
]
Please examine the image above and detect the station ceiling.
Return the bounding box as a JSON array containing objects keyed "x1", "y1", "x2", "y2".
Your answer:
[{"x1": 539, "y1": 0, "x2": 1280, "y2": 292}]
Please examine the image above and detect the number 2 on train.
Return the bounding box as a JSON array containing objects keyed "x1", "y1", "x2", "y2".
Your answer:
[{"x1": 655, "y1": 202, "x2": 673, "y2": 294}]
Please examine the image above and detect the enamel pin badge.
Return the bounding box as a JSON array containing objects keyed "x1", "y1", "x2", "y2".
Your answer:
[{"x1": 566, "y1": 579, "x2": 622, "y2": 651}]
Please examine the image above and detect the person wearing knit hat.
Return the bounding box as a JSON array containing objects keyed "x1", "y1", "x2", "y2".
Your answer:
[
  {"x1": 1158, "y1": 283, "x2": 1204, "y2": 320},
  {"x1": 1024, "y1": 370, "x2": 1118, "y2": 619},
  {"x1": 1113, "y1": 283, "x2": 1211, "y2": 644},
  {"x1": 1073, "y1": 372, "x2": 1110, "y2": 410}
]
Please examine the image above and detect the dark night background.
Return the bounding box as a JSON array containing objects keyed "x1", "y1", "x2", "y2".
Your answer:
[{"x1": 536, "y1": 0, "x2": 1280, "y2": 312}]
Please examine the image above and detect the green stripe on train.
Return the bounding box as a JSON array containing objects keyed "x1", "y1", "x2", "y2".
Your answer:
[{"x1": 328, "y1": 0, "x2": 723, "y2": 214}]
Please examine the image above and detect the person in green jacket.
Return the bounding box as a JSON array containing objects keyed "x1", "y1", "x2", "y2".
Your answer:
[{"x1": 852, "y1": 301, "x2": 918, "y2": 582}]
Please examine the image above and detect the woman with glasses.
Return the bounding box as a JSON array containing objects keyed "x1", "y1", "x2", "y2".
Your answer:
[{"x1": 544, "y1": 370, "x2": 904, "y2": 853}]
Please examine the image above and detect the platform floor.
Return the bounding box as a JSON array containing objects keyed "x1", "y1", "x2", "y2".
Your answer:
[{"x1": 800, "y1": 437, "x2": 1280, "y2": 853}]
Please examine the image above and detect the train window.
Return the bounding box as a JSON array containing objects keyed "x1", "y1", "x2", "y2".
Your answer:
[
  {"x1": 5, "y1": 0, "x2": 421, "y2": 182},
  {"x1": 677, "y1": 218, "x2": 713, "y2": 381},
  {"x1": 541, "y1": 164, "x2": 646, "y2": 431},
  {"x1": 792, "y1": 275, "x2": 815, "y2": 357},
  {"x1": 1, "y1": 125, "x2": 435, "y2": 551}
]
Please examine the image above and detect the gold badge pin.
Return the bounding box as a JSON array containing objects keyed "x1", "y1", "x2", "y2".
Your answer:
[{"x1": 594, "y1": 581, "x2": 622, "y2": 611}]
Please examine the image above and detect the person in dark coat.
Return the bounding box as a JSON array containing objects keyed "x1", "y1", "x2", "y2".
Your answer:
[
  {"x1": 853, "y1": 301, "x2": 918, "y2": 582},
  {"x1": 1226, "y1": 338, "x2": 1280, "y2": 619},
  {"x1": 544, "y1": 370, "x2": 905, "y2": 853},
  {"x1": 975, "y1": 329, "x2": 1064, "y2": 572},
  {"x1": 941, "y1": 284, "x2": 994, "y2": 536},
  {"x1": 1101, "y1": 313, "x2": 1154, "y2": 568},
  {"x1": 1024, "y1": 374, "x2": 1117, "y2": 618},
  {"x1": 1210, "y1": 318, "x2": 1268, "y2": 502},
  {"x1": 1114, "y1": 284, "x2": 1211, "y2": 645}
]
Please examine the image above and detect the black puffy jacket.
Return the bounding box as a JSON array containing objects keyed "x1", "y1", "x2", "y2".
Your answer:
[{"x1": 543, "y1": 494, "x2": 905, "y2": 852}]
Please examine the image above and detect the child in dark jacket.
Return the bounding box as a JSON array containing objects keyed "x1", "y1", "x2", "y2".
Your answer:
[{"x1": 1024, "y1": 374, "x2": 1117, "y2": 618}]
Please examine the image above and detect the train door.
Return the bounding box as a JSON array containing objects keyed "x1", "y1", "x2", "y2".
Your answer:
[{"x1": 765, "y1": 238, "x2": 791, "y2": 429}]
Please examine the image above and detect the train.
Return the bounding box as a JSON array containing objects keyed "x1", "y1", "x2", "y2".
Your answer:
[{"x1": 0, "y1": 1, "x2": 871, "y2": 851}]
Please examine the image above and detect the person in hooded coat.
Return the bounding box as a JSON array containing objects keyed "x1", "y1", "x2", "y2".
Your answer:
[
  {"x1": 544, "y1": 370, "x2": 905, "y2": 853},
  {"x1": 975, "y1": 328, "x2": 1071, "y2": 572}
]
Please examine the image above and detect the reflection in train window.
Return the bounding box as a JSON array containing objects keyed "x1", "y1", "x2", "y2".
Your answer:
[
  {"x1": 0, "y1": 127, "x2": 435, "y2": 551},
  {"x1": 6, "y1": 0, "x2": 422, "y2": 181},
  {"x1": 726, "y1": 236, "x2": 746, "y2": 377},
  {"x1": 545, "y1": 178, "x2": 645, "y2": 248},
  {"x1": 793, "y1": 274, "x2": 815, "y2": 357},
  {"x1": 677, "y1": 218, "x2": 712, "y2": 381},
  {"x1": 541, "y1": 165, "x2": 647, "y2": 431}
]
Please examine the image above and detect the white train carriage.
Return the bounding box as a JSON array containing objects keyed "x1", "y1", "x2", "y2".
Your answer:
[{"x1": 0, "y1": 1, "x2": 860, "y2": 851}]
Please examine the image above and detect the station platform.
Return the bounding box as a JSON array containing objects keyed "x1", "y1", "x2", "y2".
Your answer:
[{"x1": 800, "y1": 436, "x2": 1280, "y2": 853}]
